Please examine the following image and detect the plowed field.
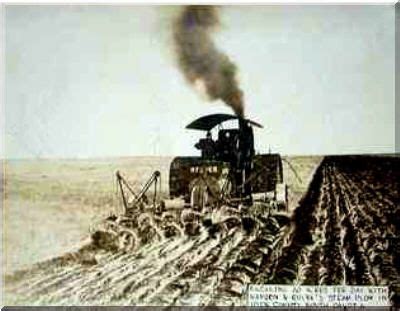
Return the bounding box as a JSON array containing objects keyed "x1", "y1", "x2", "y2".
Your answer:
[{"x1": 3, "y1": 155, "x2": 398, "y2": 306}]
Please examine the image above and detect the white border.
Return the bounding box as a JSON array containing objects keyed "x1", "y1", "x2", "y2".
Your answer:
[{"x1": 0, "y1": 1, "x2": 397, "y2": 5}]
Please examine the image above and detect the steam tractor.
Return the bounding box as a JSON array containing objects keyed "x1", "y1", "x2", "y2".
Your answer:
[
  {"x1": 91, "y1": 113, "x2": 288, "y2": 251},
  {"x1": 169, "y1": 113, "x2": 287, "y2": 209}
]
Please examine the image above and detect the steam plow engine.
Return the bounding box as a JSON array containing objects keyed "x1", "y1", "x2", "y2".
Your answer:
[{"x1": 92, "y1": 113, "x2": 288, "y2": 253}]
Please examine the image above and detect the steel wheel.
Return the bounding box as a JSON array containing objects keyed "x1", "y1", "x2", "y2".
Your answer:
[{"x1": 118, "y1": 229, "x2": 138, "y2": 252}]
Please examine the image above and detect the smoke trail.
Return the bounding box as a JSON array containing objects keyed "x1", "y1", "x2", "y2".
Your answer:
[{"x1": 173, "y1": 6, "x2": 245, "y2": 117}]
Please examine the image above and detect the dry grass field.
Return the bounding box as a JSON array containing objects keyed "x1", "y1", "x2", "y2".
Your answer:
[{"x1": 3, "y1": 157, "x2": 173, "y2": 274}]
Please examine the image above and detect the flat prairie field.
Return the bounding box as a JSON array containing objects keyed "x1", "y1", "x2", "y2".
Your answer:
[{"x1": 2, "y1": 157, "x2": 172, "y2": 274}]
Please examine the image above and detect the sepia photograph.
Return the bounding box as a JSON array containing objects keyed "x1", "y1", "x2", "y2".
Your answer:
[{"x1": 2, "y1": 3, "x2": 398, "y2": 307}]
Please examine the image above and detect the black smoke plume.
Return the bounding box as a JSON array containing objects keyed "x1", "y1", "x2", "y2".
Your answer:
[{"x1": 173, "y1": 6, "x2": 244, "y2": 117}]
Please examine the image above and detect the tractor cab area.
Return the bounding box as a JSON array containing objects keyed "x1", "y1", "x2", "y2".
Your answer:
[{"x1": 186, "y1": 113, "x2": 262, "y2": 163}]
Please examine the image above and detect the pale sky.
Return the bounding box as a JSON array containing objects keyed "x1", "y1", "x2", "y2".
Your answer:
[{"x1": 5, "y1": 5, "x2": 395, "y2": 158}]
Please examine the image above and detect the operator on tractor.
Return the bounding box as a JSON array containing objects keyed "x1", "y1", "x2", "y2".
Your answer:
[{"x1": 195, "y1": 131, "x2": 216, "y2": 159}]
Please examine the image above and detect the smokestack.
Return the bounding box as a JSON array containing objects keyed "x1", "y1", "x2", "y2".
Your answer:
[{"x1": 173, "y1": 6, "x2": 245, "y2": 117}]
